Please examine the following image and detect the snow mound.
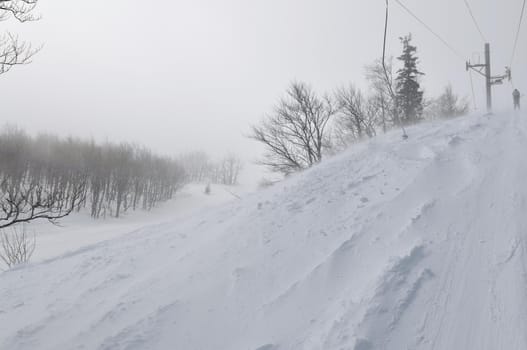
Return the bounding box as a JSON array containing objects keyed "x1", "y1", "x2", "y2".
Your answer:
[{"x1": 2, "y1": 112, "x2": 527, "y2": 350}]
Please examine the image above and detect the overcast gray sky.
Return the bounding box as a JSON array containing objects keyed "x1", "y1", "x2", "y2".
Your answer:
[{"x1": 0, "y1": 0, "x2": 525, "y2": 159}]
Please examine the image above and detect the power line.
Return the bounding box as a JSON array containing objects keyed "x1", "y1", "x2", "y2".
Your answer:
[
  {"x1": 393, "y1": 0, "x2": 465, "y2": 61},
  {"x1": 382, "y1": 0, "x2": 396, "y2": 100},
  {"x1": 383, "y1": 0, "x2": 408, "y2": 139},
  {"x1": 462, "y1": 0, "x2": 487, "y2": 43},
  {"x1": 469, "y1": 70, "x2": 478, "y2": 110},
  {"x1": 510, "y1": 0, "x2": 526, "y2": 68}
]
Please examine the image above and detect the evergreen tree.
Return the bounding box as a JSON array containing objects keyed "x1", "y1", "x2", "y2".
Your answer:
[{"x1": 395, "y1": 34, "x2": 424, "y2": 125}]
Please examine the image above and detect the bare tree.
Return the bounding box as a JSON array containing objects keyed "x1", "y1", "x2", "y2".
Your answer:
[
  {"x1": 217, "y1": 154, "x2": 243, "y2": 185},
  {"x1": 0, "y1": 0, "x2": 39, "y2": 22},
  {"x1": 365, "y1": 58, "x2": 398, "y2": 132},
  {"x1": 0, "y1": 178, "x2": 84, "y2": 229},
  {"x1": 179, "y1": 151, "x2": 212, "y2": 183},
  {"x1": 333, "y1": 85, "x2": 378, "y2": 149},
  {"x1": 427, "y1": 85, "x2": 469, "y2": 119},
  {"x1": 179, "y1": 151, "x2": 244, "y2": 186},
  {"x1": 0, "y1": 127, "x2": 84, "y2": 229},
  {"x1": 250, "y1": 82, "x2": 336, "y2": 175},
  {"x1": 0, "y1": 225, "x2": 36, "y2": 269},
  {"x1": 0, "y1": 126, "x2": 186, "y2": 224},
  {"x1": 0, "y1": 33, "x2": 38, "y2": 74},
  {"x1": 0, "y1": 0, "x2": 40, "y2": 75}
]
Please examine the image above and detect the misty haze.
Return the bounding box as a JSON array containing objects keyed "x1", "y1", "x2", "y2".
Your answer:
[{"x1": 1, "y1": 0, "x2": 526, "y2": 349}]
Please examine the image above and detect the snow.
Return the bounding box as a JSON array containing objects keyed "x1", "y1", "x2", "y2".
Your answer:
[
  {"x1": 28, "y1": 183, "x2": 252, "y2": 262},
  {"x1": 2, "y1": 111, "x2": 527, "y2": 349}
]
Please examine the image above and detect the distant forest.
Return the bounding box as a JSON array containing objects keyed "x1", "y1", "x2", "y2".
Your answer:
[
  {"x1": 0, "y1": 126, "x2": 186, "y2": 225},
  {"x1": 0, "y1": 126, "x2": 243, "y2": 229}
]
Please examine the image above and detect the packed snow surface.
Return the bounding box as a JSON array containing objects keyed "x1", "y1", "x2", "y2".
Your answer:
[
  {"x1": 2, "y1": 112, "x2": 527, "y2": 349},
  {"x1": 29, "y1": 183, "x2": 250, "y2": 262}
]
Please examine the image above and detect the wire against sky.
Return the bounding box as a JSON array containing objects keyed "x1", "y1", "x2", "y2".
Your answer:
[
  {"x1": 510, "y1": 0, "x2": 526, "y2": 68},
  {"x1": 462, "y1": 0, "x2": 487, "y2": 43},
  {"x1": 393, "y1": 0, "x2": 465, "y2": 61},
  {"x1": 469, "y1": 70, "x2": 478, "y2": 110},
  {"x1": 383, "y1": 0, "x2": 408, "y2": 138}
]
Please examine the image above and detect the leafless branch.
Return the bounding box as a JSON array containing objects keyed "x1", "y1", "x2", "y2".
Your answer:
[
  {"x1": 250, "y1": 82, "x2": 335, "y2": 175},
  {"x1": 0, "y1": 33, "x2": 41, "y2": 75},
  {"x1": 0, "y1": 180, "x2": 84, "y2": 229},
  {"x1": 0, "y1": 0, "x2": 40, "y2": 22},
  {"x1": 0, "y1": 224, "x2": 35, "y2": 269},
  {"x1": 333, "y1": 85, "x2": 378, "y2": 149}
]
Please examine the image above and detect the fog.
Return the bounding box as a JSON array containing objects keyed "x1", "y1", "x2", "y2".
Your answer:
[
  {"x1": 0, "y1": 0, "x2": 525, "y2": 159},
  {"x1": 2, "y1": 1, "x2": 527, "y2": 346}
]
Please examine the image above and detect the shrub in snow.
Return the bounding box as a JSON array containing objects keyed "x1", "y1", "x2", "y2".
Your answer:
[{"x1": 0, "y1": 225, "x2": 35, "y2": 270}]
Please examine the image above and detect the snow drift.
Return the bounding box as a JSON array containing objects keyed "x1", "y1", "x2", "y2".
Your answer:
[{"x1": 2, "y1": 112, "x2": 527, "y2": 350}]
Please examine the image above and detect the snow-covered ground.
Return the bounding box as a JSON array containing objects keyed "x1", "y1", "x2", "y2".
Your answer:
[
  {"x1": 2, "y1": 111, "x2": 527, "y2": 350},
  {"x1": 28, "y1": 183, "x2": 255, "y2": 262}
]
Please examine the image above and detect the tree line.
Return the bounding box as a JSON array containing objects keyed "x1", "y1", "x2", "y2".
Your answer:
[
  {"x1": 178, "y1": 151, "x2": 243, "y2": 186},
  {"x1": 0, "y1": 126, "x2": 186, "y2": 228},
  {"x1": 251, "y1": 34, "x2": 469, "y2": 175}
]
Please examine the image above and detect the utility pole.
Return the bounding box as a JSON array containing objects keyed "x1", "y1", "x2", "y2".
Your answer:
[
  {"x1": 484, "y1": 43, "x2": 492, "y2": 111},
  {"x1": 466, "y1": 43, "x2": 511, "y2": 114}
]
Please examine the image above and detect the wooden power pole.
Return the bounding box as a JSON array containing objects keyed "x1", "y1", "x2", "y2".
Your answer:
[{"x1": 466, "y1": 43, "x2": 511, "y2": 113}]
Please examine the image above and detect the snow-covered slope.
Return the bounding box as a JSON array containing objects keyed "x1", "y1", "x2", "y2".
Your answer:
[
  {"x1": 2, "y1": 112, "x2": 527, "y2": 350},
  {"x1": 30, "y1": 183, "x2": 253, "y2": 262}
]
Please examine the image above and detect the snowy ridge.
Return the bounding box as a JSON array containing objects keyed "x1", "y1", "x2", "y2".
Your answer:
[{"x1": 2, "y1": 112, "x2": 527, "y2": 349}]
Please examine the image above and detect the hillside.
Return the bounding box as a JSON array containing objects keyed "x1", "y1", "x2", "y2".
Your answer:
[
  {"x1": 29, "y1": 183, "x2": 253, "y2": 263},
  {"x1": 1, "y1": 112, "x2": 527, "y2": 350}
]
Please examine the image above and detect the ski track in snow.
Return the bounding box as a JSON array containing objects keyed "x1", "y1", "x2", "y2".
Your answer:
[{"x1": 1, "y1": 112, "x2": 527, "y2": 349}]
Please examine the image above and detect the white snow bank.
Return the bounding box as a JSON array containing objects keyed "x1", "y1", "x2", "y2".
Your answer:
[
  {"x1": 27, "y1": 183, "x2": 252, "y2": 262},
  {"x1": 2, "y1": 112, "x2": 527, "y2": 350}
]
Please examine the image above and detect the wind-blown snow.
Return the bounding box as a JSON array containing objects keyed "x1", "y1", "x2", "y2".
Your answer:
[
  {"x1": 2, "y1": 112, "x2": 527, "y2": 350},
  {"x1": 29, "y1": 183, "x2": 250, "y2": 262}
]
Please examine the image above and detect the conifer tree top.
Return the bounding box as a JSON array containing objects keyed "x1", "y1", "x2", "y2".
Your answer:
[{"x1": 395, "y1": 34, "x2": 425, "y2": 125}]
